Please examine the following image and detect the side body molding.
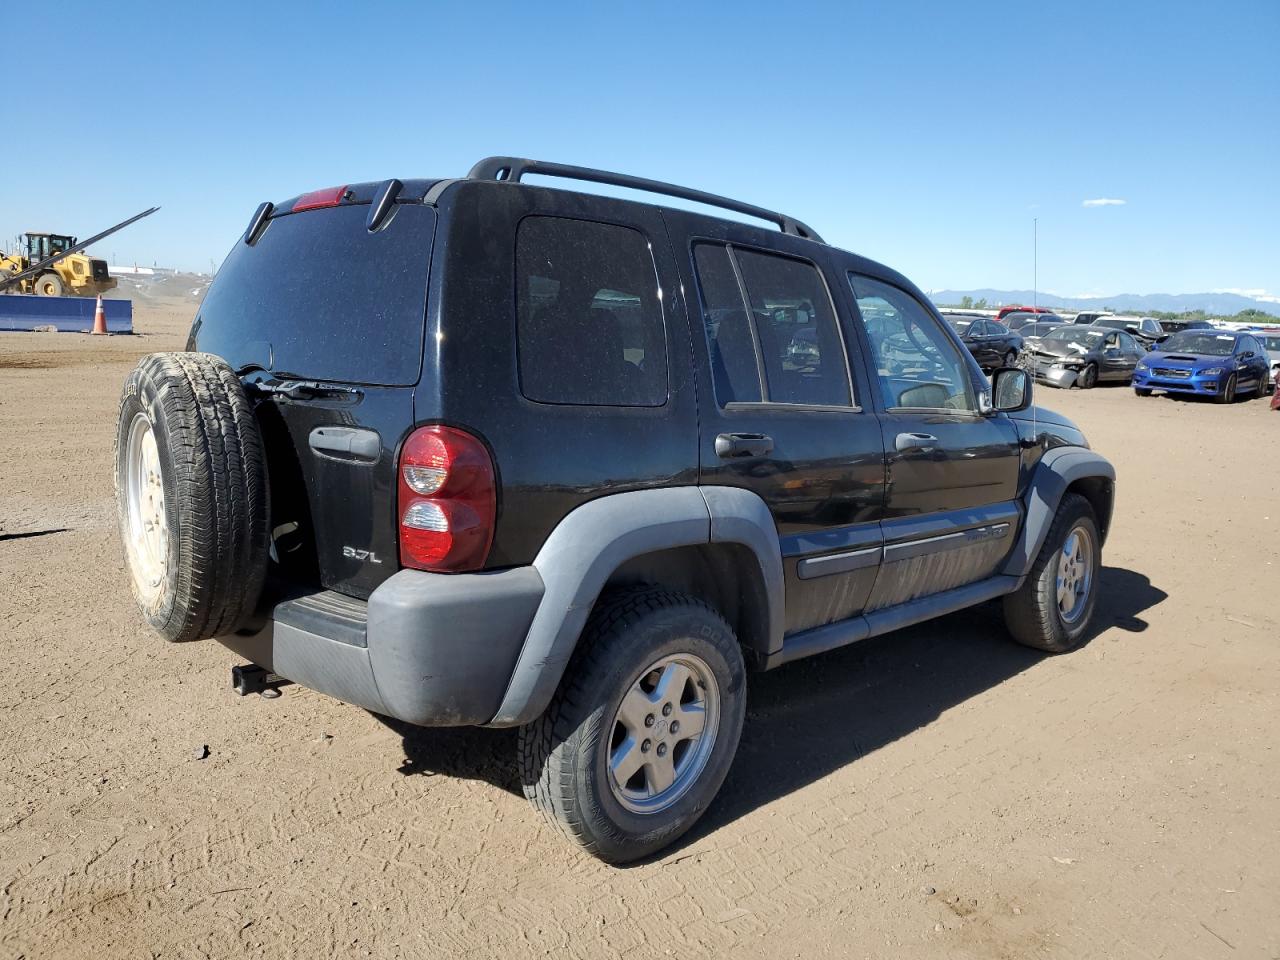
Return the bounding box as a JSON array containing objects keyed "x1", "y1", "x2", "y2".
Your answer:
[
  {"x1": 488, "y1": 485, "x2": 784, "y2": 726},
  {"x1": 1002, "y1": 448, "x2": 1116, "y2": 578}
]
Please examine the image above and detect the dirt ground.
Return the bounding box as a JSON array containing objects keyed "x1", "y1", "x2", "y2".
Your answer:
[{"x1": 2, "y1": 303, "x2": 1277, "y2": 960}]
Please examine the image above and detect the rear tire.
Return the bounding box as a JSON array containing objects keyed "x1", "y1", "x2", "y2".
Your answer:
[
  {"x1": 1003, "y1": 350, "x2": 1018, "y2": 368},
  {"x1": 1003, "y1": 493, "x2": 1101, "y2": 654},
  {"x1": 114, "y1": 352, "x2": 269, "y2": 642},
  {"x1": 34, "y1": 273, "x2": 63, "y2": 296},
  {"x1": 1078, "y1": 363, "x2": 1098, "y2": 389},
  {"x1": 518, "y1": 588, "x2": 747, "y2": 863}
]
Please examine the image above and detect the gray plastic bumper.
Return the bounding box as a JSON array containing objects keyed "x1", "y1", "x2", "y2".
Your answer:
[{"x1": 218, "y1": 566, "x2": 545, "y2": 726}]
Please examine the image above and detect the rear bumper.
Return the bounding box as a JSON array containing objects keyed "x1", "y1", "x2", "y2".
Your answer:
[{"x1": 219, "y1": 567, "x2": 545, "y2": 726}]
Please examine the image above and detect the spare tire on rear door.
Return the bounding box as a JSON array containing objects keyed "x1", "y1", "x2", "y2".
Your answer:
[{"x1": 114, "y1": 352, "x2": 269, "y2": 642}]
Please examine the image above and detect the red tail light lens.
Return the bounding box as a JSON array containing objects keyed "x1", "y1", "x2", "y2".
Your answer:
[
  {"x1": 292, "y1": 185, "x2": 349, "y2": 212},
  {"x1": 397, "y1": 425, "x2": 496, "y2": 572}
]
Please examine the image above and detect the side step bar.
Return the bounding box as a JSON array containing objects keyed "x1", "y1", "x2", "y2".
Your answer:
[{"x1": 763, "y1": 574, "x2": 1022, "y2": 669}]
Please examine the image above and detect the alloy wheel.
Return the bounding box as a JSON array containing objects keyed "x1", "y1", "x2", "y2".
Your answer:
[
  {"x1": 1056, "y1": 524, "x2": 1094, "y2": 625},
  {"x1": 607, "y1": 653, "x2": 721, "y2": 815}
]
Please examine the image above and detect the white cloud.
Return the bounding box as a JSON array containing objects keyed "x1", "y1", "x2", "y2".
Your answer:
[
  {"x1": 1082, "y1": 198, "x2": 1127, "y2": 207},
  {"x1": 1214, "y1": 287, "x2": 1280, "y2": 303}
]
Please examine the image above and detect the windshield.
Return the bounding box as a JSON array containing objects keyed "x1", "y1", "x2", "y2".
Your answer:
[
  {"x1": 1159, "y1": 332, "x2": 1237, "y2": 356},
  {"x1": 196, "y1": 203, "x2": 436, "y2": 385},
  {"x1": 1042, "y1": 328, "x2": 1105, "y2": 349},
  {"x1": 1259, "y1": 335, "x2": 1280, "y2": 351}
]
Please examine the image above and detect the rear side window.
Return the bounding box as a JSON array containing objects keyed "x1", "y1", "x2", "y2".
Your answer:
[
  {"x1": 692, "y1": 243, "x2": 852, "y2": 408},
  {"x1": 516, "y1": 216, "x2": 668, "y2": 407}
]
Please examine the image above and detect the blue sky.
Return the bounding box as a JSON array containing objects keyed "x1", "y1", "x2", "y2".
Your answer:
[{"x1": 6, "y1": 0, "x2": 1277, "y2": 299}]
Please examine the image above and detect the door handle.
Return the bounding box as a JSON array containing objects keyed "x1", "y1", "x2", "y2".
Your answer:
[
  {"x1": 895, "y1": 432, "x2": 938, "y2": 452},
  {"x1": 715, "y1": 433, "x2": 774, "y2": 459}
]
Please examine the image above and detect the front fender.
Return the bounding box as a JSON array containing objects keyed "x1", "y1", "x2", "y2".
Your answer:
[{"x1": 1002, "y1": 448, "x2": 1115, "y2": 577}]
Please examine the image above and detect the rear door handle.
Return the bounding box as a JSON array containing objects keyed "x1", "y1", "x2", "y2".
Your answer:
[
  {"x1": 715, "y1": 433, "x2": 774, "y2": 459},
  {"x1": 895, "y1": 432, "x2": 938, "y2": 452}
]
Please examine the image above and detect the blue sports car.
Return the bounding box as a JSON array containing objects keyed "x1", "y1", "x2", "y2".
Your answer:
[{"x1": 1133, "y1": 329, "x2": 1271, "y2": 403}]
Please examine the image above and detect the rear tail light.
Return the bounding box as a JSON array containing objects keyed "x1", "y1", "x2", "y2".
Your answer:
[
  {"x1": 397, "y1": 425, "x2": 496, "y2": 572},
  {"x1": 292, "y1": 185, "x2": 349, "y2": 212}
]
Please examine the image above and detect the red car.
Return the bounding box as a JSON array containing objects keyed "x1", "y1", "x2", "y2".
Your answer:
[{"x1": 995, "y1": 304, "x2": 1056, "y2": 321}]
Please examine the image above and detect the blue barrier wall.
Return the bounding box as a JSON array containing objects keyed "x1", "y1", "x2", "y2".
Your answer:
[{"x1": 0, "y1": 295, "x2": 134, "y2": 333}]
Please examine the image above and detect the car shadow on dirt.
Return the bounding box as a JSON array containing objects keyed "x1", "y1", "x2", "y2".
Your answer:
[{"x1": 379, "y1": 565, "x2": 1166, "y2": 852}]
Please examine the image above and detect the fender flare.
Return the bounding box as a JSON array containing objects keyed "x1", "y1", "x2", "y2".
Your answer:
[
  {"x1": 488, "y1": 486, "x2": 783, "y2": 726},
  {"x1": 1002, "y1": 448, "x2": 1116, "y2": 578}
]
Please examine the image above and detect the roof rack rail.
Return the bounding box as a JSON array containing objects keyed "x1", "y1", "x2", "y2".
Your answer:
[{"x1": 467, "y1": 156, "x2": 823, "y2": 243}]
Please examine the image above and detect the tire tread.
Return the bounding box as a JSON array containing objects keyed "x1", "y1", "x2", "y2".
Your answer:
[{"x1": 517, "y1": 587, "x2": 731, "y2": 859}]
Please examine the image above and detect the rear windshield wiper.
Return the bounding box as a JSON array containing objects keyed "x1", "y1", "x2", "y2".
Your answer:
[{"x1": 246, "y1": 376, "x2": 361, "y2": 401}]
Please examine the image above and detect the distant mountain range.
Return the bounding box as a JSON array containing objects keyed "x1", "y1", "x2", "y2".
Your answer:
[{"x1": 928, "y1": 289, "x2": 1280, "y2": 318}]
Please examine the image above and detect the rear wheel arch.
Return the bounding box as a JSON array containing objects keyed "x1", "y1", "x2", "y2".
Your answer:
[
  {"x1": 603, "y1": 542, "x2": 775, "y2": 667},
  {"x1": 489, "y1": 486, "x2": 783, "y2": 726}
]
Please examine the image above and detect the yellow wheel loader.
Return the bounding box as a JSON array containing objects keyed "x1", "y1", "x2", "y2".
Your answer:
[
  {"x1": 1, "y1": 233, "x2": 115, "y2": 296},
  {"x1": 1, "y1": 208, "x2": 159, "y2": 297}
]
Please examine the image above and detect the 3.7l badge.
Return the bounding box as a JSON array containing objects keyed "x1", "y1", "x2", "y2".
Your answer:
[{"x1": 343, "y1": 546, "x2": 383, "y2": 564}]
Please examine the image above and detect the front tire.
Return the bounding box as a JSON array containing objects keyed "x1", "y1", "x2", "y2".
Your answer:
[
  {"x1": 1078, "y1": 363, "x2": 1098, "y2": 389},
  {"x1": 1003, "y1": 493, "x2": 1101, "y2": 654},
  {"x1": 34, "y1": 272, "x2": 63, "y2": 296},
  {"x1": 1134, "y1": 387, "x2": 1152, "y2": 397},
  {"x1": 518, "y1": 589, "x2": 747, "y2": 863},
  {"x1": 1216, "y1": 373, "x2": 1236, "y2": 404}
]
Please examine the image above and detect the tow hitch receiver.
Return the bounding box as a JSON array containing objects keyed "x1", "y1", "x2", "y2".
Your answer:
[{"x1": 231, "y1": 663, "x2": 293, "y2": 697}]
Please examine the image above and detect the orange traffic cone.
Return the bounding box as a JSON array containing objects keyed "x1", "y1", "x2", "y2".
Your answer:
[{"x1": 91, "y1": 295, "x2": 108, "y2": 336}]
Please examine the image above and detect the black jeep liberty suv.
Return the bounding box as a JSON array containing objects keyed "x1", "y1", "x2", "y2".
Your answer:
[{"x1": 115, "y1": 157, "x2": 1114, "y2": 862}]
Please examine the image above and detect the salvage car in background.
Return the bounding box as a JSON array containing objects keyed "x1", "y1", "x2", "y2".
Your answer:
[
  {"x1": 1254, "y1": 331, "x2": 1280, "y2": 387},
  {"x1": 1133, "y1": 330, "x2": 1271, "y2": 402},
  {"x1": 1094, "y1": 315, "x2": 1164, "y2": 347},
  {"x1": 1158, "y1": 319, "x2": 1215, "y2": 337},
  {"x1": 1031, "y1": 326, "x2": 1145, "y2": 389},
  {"x1": 945, "y1": 315, "x2": 1023, "y2": 371},
  {"x1": 1019, "y1": 321, "x2": 1067, "y2": 348},
  {"x1": 1003, "y1": 310, "x2": 1067, "y2": 332},
  {"x1": 995, "y1": 304, "x2": 1055, "y2": 322}
]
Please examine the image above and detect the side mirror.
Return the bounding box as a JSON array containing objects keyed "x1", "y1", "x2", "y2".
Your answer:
[
  {"x1": 992, "y1": 367, "x2": 1032, "y2": 413},
  {"x1": 1240, "y1": 350, "x2": 1255, "y2": 359}
]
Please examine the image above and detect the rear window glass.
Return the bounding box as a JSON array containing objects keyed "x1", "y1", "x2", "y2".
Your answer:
[
  {"x1": 516, "y1": 216, "x2": 668, "y2": 407},
  {"x1": 195, "y1": 203, "x2": 435, "y2": 386}
]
